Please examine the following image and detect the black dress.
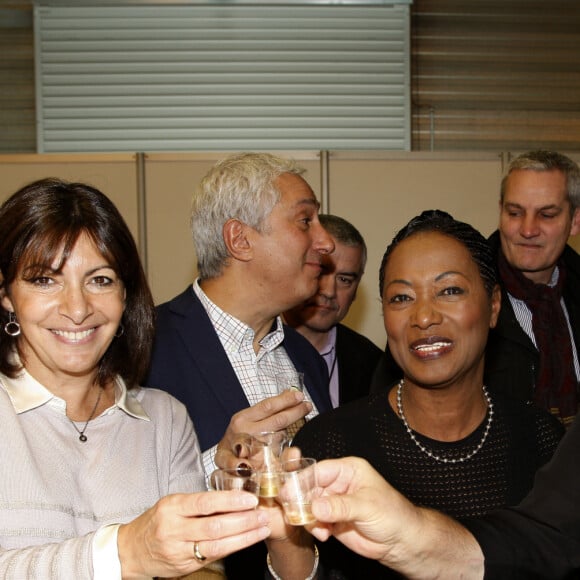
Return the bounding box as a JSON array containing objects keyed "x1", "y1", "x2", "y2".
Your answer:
[{"x1": 293, "y1": 387, "x2": 564, "y2": 579}]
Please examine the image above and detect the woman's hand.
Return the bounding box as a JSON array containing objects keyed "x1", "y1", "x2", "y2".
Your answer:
[
  {"x1": 214, "y1": 390, "x2": 312, "y2": 468},
  {"x1": 262, "y1": 502, "x2": 316, "y2": 580},
  {"x1": 257, "y1": 444, "x2": 316, "y2": 580},
  {"x1": 215, "y1": 436, "x2": 316, "y2": 580},
  {"x1": 117, "y1": 490, "x2": 270, "y2": 579}
]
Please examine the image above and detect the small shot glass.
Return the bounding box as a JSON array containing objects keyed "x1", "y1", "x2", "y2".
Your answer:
[
  {"x1": 278, "y1": 457, "x2": 318, "y2": 526},
  {"x1": 210, "y1": 466, "x2": 260, "y2": 496},
  {"x1": 250, "y1": 430, "x2": 289, "y2": 498}
]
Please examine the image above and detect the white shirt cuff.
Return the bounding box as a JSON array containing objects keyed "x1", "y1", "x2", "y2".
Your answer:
[
  {"x1": 203, "y1": 444, "x2": 218, "y2": 483},
  {"x1": 92, "y1": 523, "x2": 124, "y2": 580}
]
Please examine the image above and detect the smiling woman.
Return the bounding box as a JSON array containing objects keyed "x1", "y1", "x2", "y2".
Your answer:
[
  {"x1": 292, "y1": 209, "x2": 566, "y2": 579},
  {"x1": 2, "y1": 232, "x2": 126, "y2": 412},
  {"x1": 0, "y1": 178, "x2": 271, "y2": 579},
  {"x1": 0, "y1": 179, "x2": 154, "y2": 394}
]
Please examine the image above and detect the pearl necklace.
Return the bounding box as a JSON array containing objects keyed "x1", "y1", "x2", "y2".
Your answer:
[{"x1": 396, "y1": 381, "x2": 494, "y2": 464}]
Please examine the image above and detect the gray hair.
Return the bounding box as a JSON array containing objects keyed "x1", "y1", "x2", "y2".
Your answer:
[
  {"x1": 500, "y1": 150, "x2": 580, "y2": 211},
  {"x1": 319, "y1": 214, "x2": 367, "y2": 270},
  {"x1": 191, "y1": 152, "x2": 305, "y2": 279}
]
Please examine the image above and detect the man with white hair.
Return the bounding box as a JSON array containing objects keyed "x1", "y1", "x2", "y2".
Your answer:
[{"x1": 146, "y1": 152, "x2": 334, "y2": 580}]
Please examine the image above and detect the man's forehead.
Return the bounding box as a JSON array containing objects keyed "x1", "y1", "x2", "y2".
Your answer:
[
  {"x1": 278, "y1": 190, "x2": 320, "y2": 211},
  {"x1": 326, "y1": 241, "x2": 364, "y2": 272},
  {"x1": 504, "y1": 172, "x2": 569, "y2": 207},
  {"x1": 506, "y1": 169, "x2": 566, "y2": 192},
  {"x1": 296, "y1": 197, "x2": 320, "y2": 209},
  {"x1": 275, "y1": 173, "x2": 317, "y2": 200}
]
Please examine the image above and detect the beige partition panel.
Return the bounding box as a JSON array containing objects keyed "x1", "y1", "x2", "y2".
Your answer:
[
  {"x1": 0, "y1": 153, "x2": 140, "y2": 241},
  {"x1": 570, "y1": 230, "x2": 580, "y2": 254},
  {"x1": 1, "y1": 151, "x2": 578, "y2": 346},
  {"x1": 327, "y1": 152, "x2": 504, "y2": 348},
  {"x1": 144, "y1": 152, "x2": 324, "y2": 305}
]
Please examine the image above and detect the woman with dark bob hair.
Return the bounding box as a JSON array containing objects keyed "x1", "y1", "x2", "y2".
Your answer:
[
  {"x1": 0, "y1": 179, "x2": 270, "y2": 578},
  {"x1": 0, "y1": 178, "x2": 153, "y2": 388},
  {"x1": 293, "y1": 209, "x2": 565, "y2": 578}
]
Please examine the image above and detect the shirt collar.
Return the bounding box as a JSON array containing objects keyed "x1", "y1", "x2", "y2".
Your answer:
[
  {"x1": 1, "y1": 368, "x2": 150, "y2": 421},
  {"x1": 115, "y1": 379, "x2": 150, "y2": 420},
  {"x1": 319, "y1": 325, "x2": 337, "y2": 357},
  {"x1": 548, "y1": 264, "x2": 559, "y2": 287},
  {"x1": 193, "y1": 278, "x2": 284, "y2": 354}
]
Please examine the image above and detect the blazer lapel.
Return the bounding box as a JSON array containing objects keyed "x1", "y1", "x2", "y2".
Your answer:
[{"x1": 169, "y1": 289, "x2": 249, "y2": 415}]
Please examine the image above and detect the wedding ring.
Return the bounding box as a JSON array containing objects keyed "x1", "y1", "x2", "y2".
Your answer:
[{"x1": 193, "y1": 541, "x2": 207, "y2": 563}]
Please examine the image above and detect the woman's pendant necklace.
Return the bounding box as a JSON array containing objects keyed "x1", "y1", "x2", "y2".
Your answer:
[
  {"x1": 396, "y1": 380, "x2": 494, "y2": 463},
  {"x1": 68, "y1": 387, "x2": 103, "y2": 442}
]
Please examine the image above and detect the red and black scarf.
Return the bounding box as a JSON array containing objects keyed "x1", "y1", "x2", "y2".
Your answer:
[{"x1": 498, "y1": 251, "x2": 578, "y2": 425}]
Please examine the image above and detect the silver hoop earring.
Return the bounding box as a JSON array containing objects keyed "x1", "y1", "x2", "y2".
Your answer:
[
  {"x1": 4, "y1": 312, "x2": 21, "y2": 337},
  {"x1": 114, "y1": 324, "x2": 124, "y2": 338}
]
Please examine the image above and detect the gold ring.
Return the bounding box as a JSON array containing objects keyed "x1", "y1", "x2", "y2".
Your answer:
[{"x1": 193, "y1": 541, "x2": 206, "y2": 563}]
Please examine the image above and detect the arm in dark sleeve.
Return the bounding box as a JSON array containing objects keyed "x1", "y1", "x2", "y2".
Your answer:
[
  {"x1": 464, "y1": 509, "x2": 580, "y2": 579},
  {"x1": 463, "y1": 414, "x2": 580, "y2": 579}
]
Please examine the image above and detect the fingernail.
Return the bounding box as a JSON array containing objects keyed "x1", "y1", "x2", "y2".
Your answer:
[{"x1": 236, "y1": 462, "x2": 252, "y2": 476}]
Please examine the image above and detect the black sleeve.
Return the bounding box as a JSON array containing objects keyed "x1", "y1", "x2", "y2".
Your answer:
[
  {"x1": 464, "y1": 509, "x2": 580, "y2": 579},
  {"x1": 462, "y1": 415, "x2": 580, "y2": 578}
]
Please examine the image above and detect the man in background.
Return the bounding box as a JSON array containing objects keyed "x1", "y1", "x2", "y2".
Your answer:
[
  {"x1": 486, "y1": 150, "x2": 580, "y2": 426},
  {"x1": 284, "y1": 214, "x2": 382, "y2": 407}
]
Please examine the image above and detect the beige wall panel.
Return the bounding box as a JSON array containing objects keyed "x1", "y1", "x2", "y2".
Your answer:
[
  {"x1": 144, "y1": 152, "x2": 323, "y2": 305},
  {"x1": 327, "y1": 152, "x2": 503, "y2": 348},
  {"x1": 0, "y1": 154, "x2": 139, "y2": 240},
  {"x1": 569, "y1": 236, "x2": 580, "y2": 253},
  {"x1": 1, "y1": 151, "x2": 577, "y2": 345}
]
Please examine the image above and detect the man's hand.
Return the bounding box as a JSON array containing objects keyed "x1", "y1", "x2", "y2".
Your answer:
[{"x1": 308, "y1": 457, "x2": 485, "y2": 579}]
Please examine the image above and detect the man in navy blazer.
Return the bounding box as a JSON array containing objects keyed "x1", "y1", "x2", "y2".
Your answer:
[
  {"x1": 148, "y1": 284, "x2": 332, "y2": 453},
  {"x1": 284, "y1": 214, "x2": 382, "y2": 407},
  {"x1": 146, "y1": 152, "x2": 334, "y2": 467},
  {"x1": 145, "y1": 153, "x2": 334, "y2": 580}
]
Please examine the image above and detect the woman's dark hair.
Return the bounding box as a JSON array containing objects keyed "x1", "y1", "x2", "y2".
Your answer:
[
  {"x1": 0, "y1": 178, "x2": 155, "y2": 388},
  {"x1": 379, "y1": 210, "x2": 497, "y2": 298}
]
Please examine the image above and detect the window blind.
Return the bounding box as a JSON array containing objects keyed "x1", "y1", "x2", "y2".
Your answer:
[{"x1": 34, "y1": 1, "x2": 411, "y2": 152}]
